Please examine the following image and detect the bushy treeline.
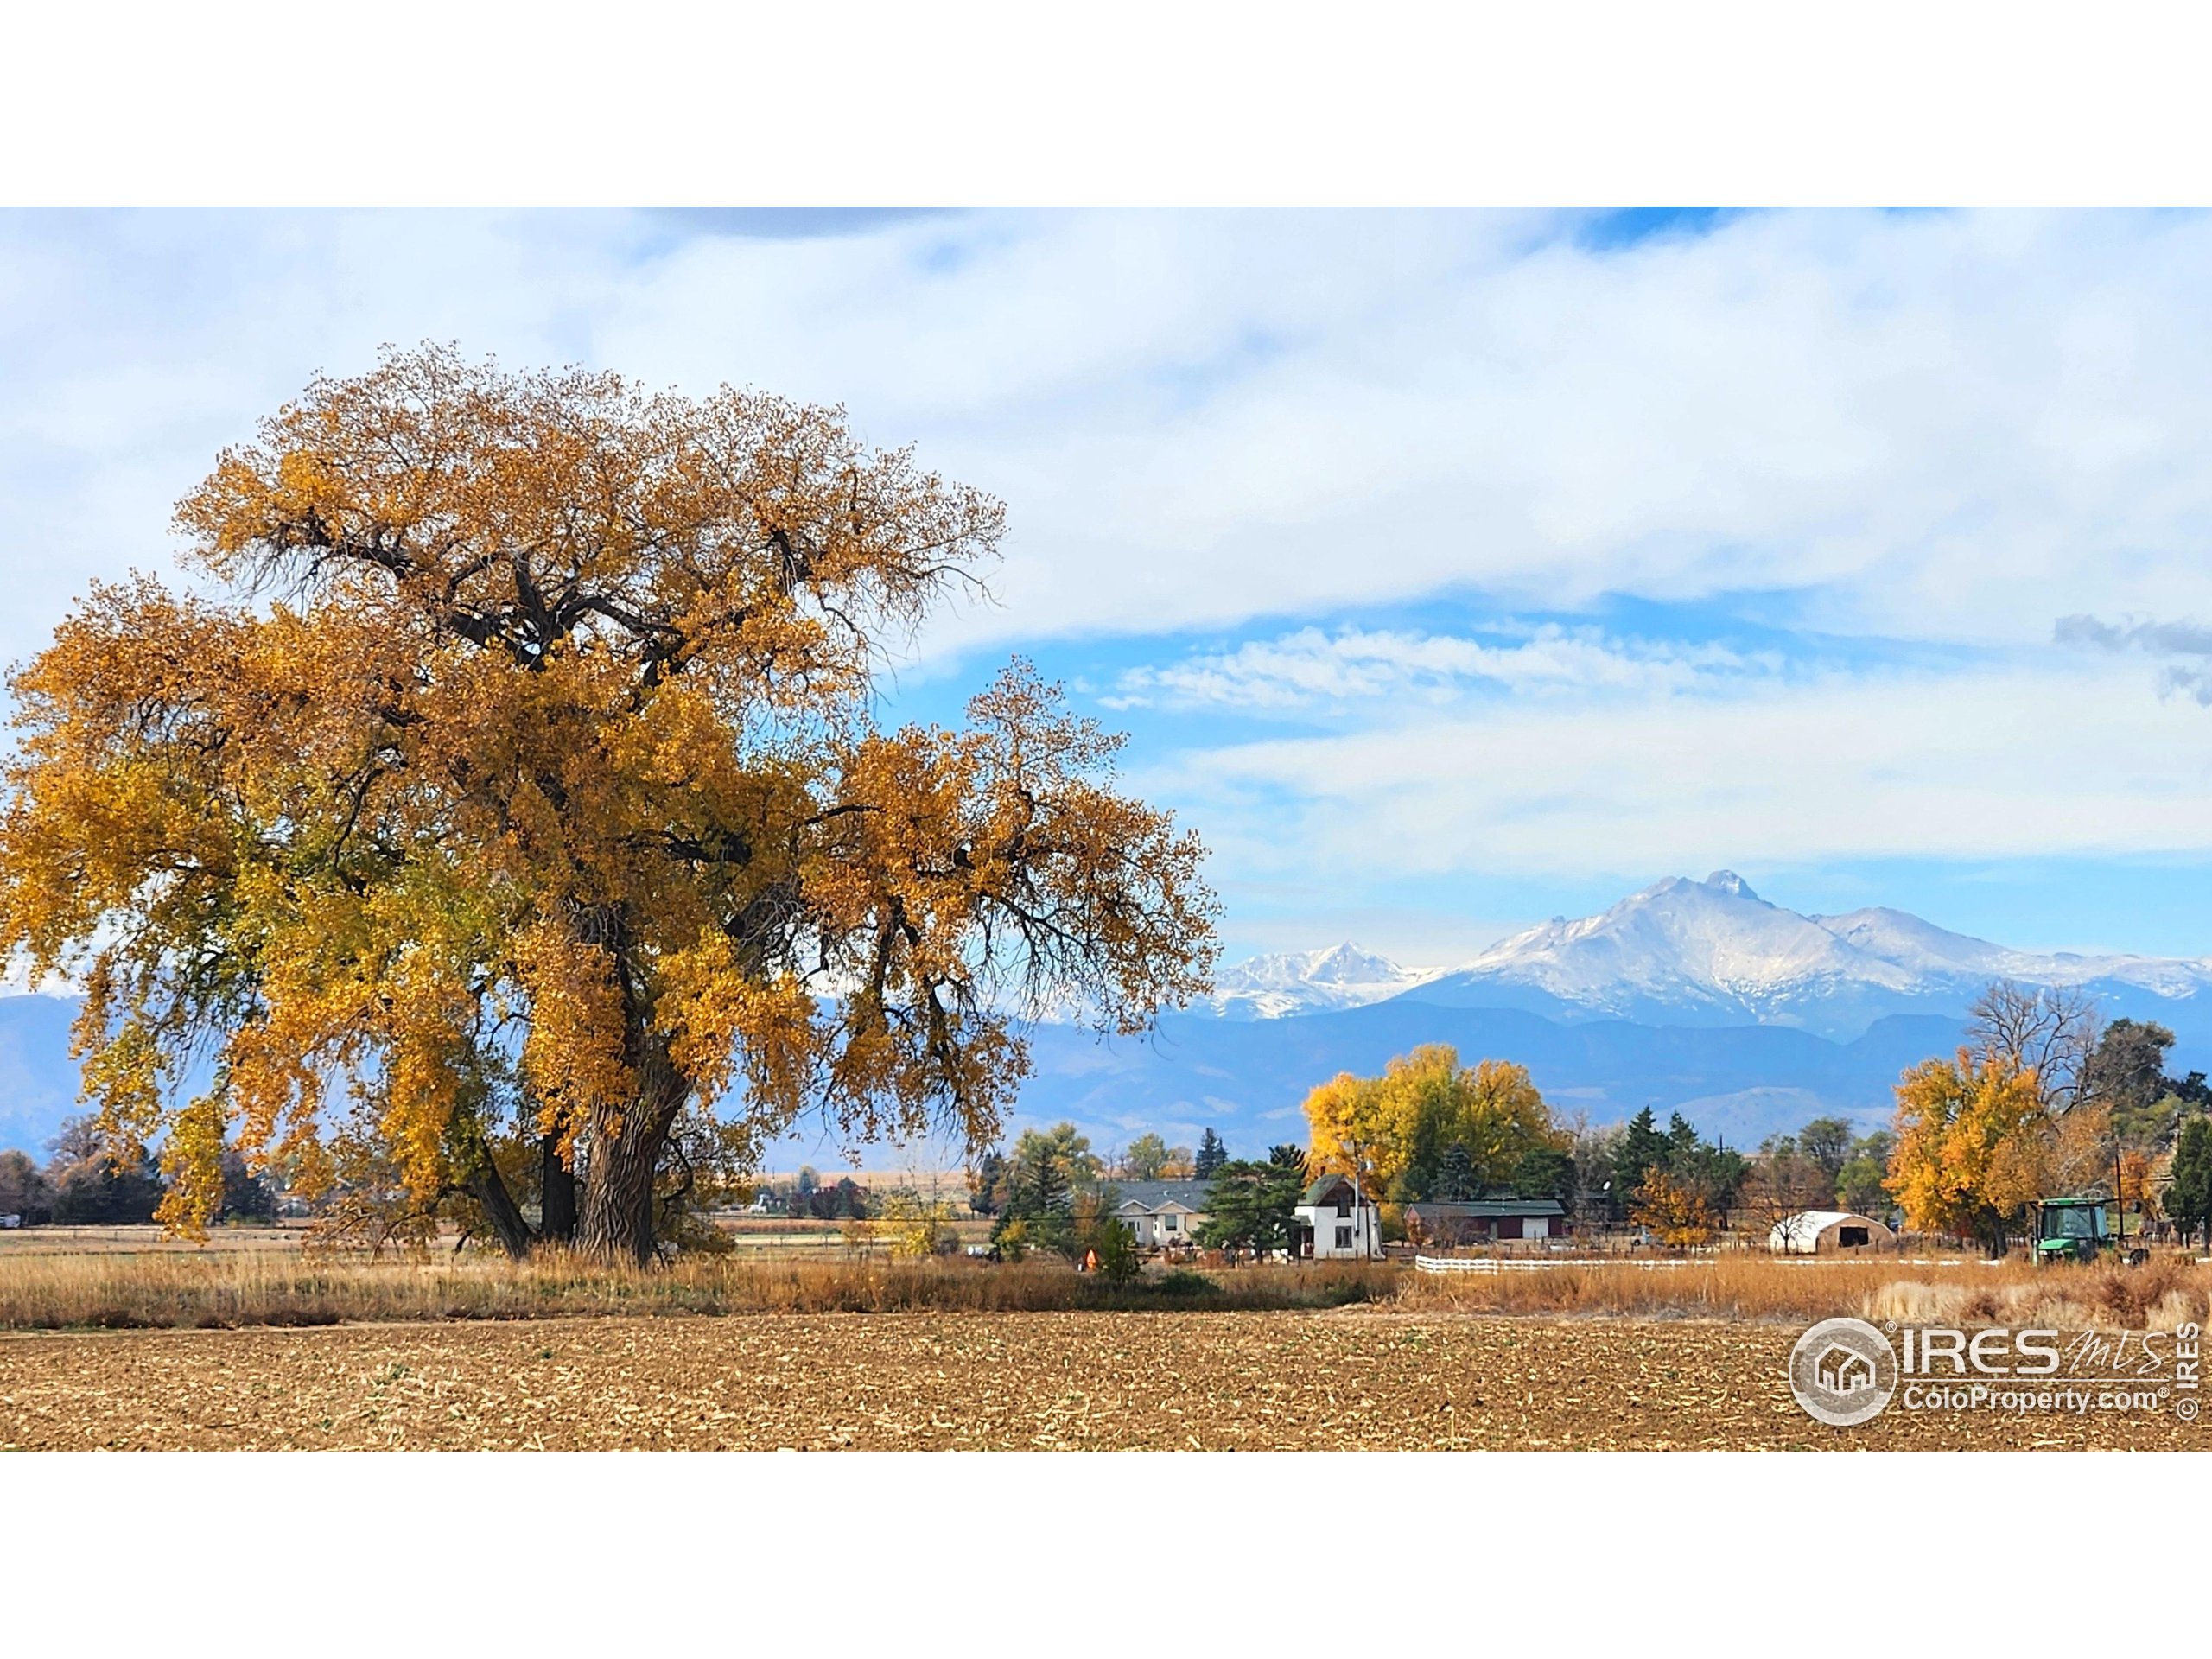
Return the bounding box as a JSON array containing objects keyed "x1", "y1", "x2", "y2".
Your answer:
[
  {"x1": 0, "y1": 1115, "x2": 272, "y2": 1227},
  {"x1": 1884, "y1": 986, "x2": 2212, "y2": 1254},
  {"x1": 749, "y1": 1166, "x2": 872, "y2": 1221},
  {"x1": 962, "y1": 1122, "x2": 1308, "y2": 1275},
  {"x1": 1301, "y1": 1045, "x2": 1574, "y2": 1206}
]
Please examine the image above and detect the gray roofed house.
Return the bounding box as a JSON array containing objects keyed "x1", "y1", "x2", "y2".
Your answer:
[
  {"x1": 1405, "y1": 1194, "x2": 1567, "y2": 1245},
  {"x1": 1109, "y1": 1179, "x2": 1212, "y2": 1249}
]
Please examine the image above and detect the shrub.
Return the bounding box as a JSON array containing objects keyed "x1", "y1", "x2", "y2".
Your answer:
[{"x1": 1151, "y1": 1268, "x2": 1215, "y2": 1297}]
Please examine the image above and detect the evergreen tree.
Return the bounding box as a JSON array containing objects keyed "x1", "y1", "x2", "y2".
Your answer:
[
  {"x1": 2085, "y1": 1019, "x2": 2177, "y2": 1122},
  {"x1": 1435, "y1": 1144, "x2": 1477, "y2": 1201},
  {"x1": 218, "y1": 1147, "x2": 276, "y2": 1223},
  {"x1": 1020, "y1": 1123, "x2": 1098, "y2": 1205},
  {"x1": 1612, "y1": 1107, "x2": 1669, "y2": 1209},
  {"x1": 1666, "y1": 1136, "x2": 1750, "y2": 1216},
  {"x1": 1267, "y1": 1143, "x2": 1311, "y2": 1182},
  {"x1": 1195, "y1": 1160, "x2": 1305, "y2": 1254},
  {"x1": 2168, "y1": 1116, "x2": 2212, "y2": 1248},
  {"x1": 1511, "y1": 1143, "x2": 1578, "y2": 1206},
  {"x1": 1194, "y1": 1128, "x2": 1227, "y2": 1179},
  {"x1": 969, "y1": 1152, "x2": 1007, "y2": 1217}
]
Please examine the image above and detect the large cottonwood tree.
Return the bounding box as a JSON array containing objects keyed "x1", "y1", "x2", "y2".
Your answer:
[{"x1": 0, "y1": 346, "x2": 1217, "y2": 1263}]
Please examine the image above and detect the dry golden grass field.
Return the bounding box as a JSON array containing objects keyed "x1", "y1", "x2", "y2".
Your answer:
[
  {"x1": 1, "y1": 1249, "x2": 2209, "y2": 1450},
  {"x1": 3, "y1": 1307, "x2": 2205, "y2": 1450},
  {"x1": 3, "y1": 1236, "x2": 2207, "y2": 1330}
]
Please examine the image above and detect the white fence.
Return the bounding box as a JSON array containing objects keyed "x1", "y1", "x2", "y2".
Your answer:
[
  {"x1": 1413, "y1": 1253, "x2": 1982, "y2": 1273},
  {"x1": 1412, "y1": 1254, "x2": 1692, "y2": 1273}
]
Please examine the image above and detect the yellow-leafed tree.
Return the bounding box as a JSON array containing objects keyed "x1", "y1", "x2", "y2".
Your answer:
[
  {"x1": 1301, "y1": 1044, "x2": 1564, "y2": 1202},
  {"x1": 1629, "y1": 1167, "x2": 1716, "y2": 1249},
  {"x1": 0, "y1": 347, "x2": 1219, "y2": 1263},
  {"x1": 1885, "y1": 1048, "x2": 2049, "y2": 1255}
]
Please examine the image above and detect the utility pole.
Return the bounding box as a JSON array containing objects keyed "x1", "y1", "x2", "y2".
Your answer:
[
  {"x1": 1349, "y1": 1136, "x2": 1369, "y2": 1259},
  {"x1": 2113, "y1": 1143, "x2": 2126, "y2": 1252}
]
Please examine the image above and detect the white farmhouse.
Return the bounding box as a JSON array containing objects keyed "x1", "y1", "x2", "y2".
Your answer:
[
  {"x1": 1110, "y1": 1179, "x2": 1212, "y2": 1248},
  {"x1": 1292, "y1": 1173, "x2": 1382, "y2": 1260}
]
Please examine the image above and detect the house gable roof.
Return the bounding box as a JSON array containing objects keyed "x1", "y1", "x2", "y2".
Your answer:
[
  {"x1": 1300, "y1": 1174, "x2": 1365, "y2": 1206},
  {"x1": 1109, "y1": 1179, "x2": 1214, "y2": 1214},
  {"x1": 1407, "y1": 1198, "x2": 1566, "y2": 1219}
]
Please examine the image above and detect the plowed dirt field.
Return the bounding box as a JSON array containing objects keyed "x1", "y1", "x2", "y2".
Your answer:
[{"x1": 3, "y1": 1310, "x2": 2200, "y2": 1449}]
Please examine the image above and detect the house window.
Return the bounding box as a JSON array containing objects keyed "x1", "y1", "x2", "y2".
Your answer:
[
  {"x1": 1335, "y1": 1224, "x2": 1354, "y2": 1250},
  {"x1": 1164, "y1": 1214, "x2": 1178, "y2": 1231}
]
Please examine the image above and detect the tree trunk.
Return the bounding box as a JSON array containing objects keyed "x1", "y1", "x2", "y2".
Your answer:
[
  {"x1": 450, "y1": 1114, "x2": 535, "y2": 1260},
  {"x1": 576, "y1": 1049, "x2": 688, "y2": 1266},
  {"x1": 539, "y1": 1135, "x2": 577, "y2": 1245}
]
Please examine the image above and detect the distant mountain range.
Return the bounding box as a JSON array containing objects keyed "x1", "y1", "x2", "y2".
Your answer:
[
  {"x1": 5, "y1": 872, "x2": 2208, "y2": 1161},
  {"x1": 1191, "y1": 872, "x2": 2212, "y2": 1044},
  {"x1": 969, "y1": 872, "x2": 2210, "y2": 1155},
  {"x1": 1204, "y1": 943, "x2": 1444, "y2": 1019}
]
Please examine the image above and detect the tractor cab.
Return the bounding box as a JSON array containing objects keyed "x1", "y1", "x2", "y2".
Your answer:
[{"x1": 2035, "y1": 1197, "x2": 2110, "y2": 1262}]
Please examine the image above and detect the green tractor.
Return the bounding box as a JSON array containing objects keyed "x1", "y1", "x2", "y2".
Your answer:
[
  {"x1": 2035, "y1": 1196, "x2": 2149, "y2": 1265},
  {"x1": 2034, "y1": 1197, "x2": 2108, "y2": 1262}
]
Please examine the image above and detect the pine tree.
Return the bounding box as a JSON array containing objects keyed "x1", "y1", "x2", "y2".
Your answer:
[
  {"x1": 1612, "y1": 1107, "x2": 1669, "y2": 1210},
  {"x1": 969, "y1": 1153, "x2": 1007, "y2": 1217},
  {"x1": 2167, "y1": 1116, "x2": 2212, "y2": 1248},
  {"x1": 1268, "y1": 1143, "x2": 1311, "y2": 1185},
  {"x1": 1436, "y1": 1144, "x2": 1476, "y2": 1201},
  {"x1": 1194, "y1": 1128, "x2": 1227, "y2": 1179}
]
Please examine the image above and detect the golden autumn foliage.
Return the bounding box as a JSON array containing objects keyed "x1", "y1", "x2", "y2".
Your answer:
[
  {"x1": 875, "y1": 1191, "x2": 960, "y2": 1259},
  {"x1": 1301, "y1": 1044, "x2": 1564, "y2": 1202},
  {"x1": 1885, "y1": 1048, "x2": 2051, "y2": 1253},
  {"x1": 0, "y1": 346, "x2": 1218, "y2": 1262},
  {"x1": 1627, "y1": 1167, "x2": 1717, "y2": 1249}
]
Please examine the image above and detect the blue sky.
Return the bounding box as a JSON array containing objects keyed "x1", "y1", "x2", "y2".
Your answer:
[{"x1": 6, "y1": 207, "x2": 2212, "y2": 964}]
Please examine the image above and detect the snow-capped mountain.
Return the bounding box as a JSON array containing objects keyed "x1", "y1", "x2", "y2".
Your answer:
[
  {"x1": 1200, "y1": 943, "x2": 1443, "y2": 1020},
  {"x1": 1398, "y1": 871, "x2": 2212, "y2": 1041}
]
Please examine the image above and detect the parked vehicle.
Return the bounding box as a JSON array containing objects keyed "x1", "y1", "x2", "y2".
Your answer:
[{"x1": 2036, "y1": 1197, "x2": 2149, "y2": 1265}]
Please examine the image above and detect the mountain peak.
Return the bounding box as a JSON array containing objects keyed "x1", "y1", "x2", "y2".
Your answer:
[
  {"x1": 1397, "y1": 874, "x2": 2212, "y2": 1041},
  {"x1": 1204, "y1": 943, "x2": 1440, "y2": 1019}
]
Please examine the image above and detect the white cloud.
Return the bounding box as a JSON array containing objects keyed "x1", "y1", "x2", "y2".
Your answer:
[
  {"x1": 589, "y1": 207, "x2": 2212, "y2": 659},
  {"x1": 13, "y1": 208, "x2": 2212, "y2": 675},
  {"x1": 12, "y1": 207, "x2": 2212, "y2": 947},
  {"x1": 1105, "y1": 623, "x2": 1766, "y2": 711},
  {"x1": 2058, "y1": 613, "x2": 2212, "y2": 706},
  {"x1": 1145, "y1": 659, "x2": 2212, "y2": 880}
]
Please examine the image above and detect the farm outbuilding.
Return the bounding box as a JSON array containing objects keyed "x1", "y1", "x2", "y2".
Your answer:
[
  {"x1": 1769, "y1": 1210, "x2": 1893, "y2": 1255},
  {"x1": 1404, "y1": 1197, "x2": 1566, "y2": 1247}
]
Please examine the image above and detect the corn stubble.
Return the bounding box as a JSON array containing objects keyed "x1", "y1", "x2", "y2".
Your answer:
[
  {"x1": 3, "y1": 1305, "x2": 2203, "y2": 1451},
  {"x1": 4, "y1": 1253, "x2": 2206, "y2": 1451}
]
